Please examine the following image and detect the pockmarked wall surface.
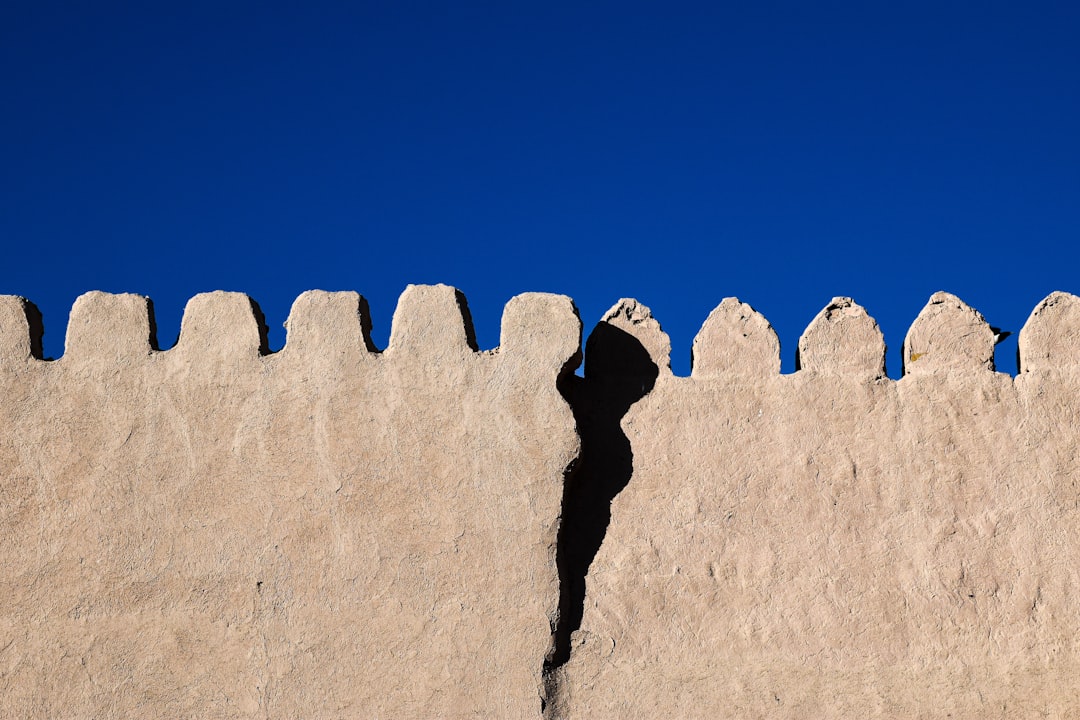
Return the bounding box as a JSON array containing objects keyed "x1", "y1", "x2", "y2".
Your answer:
[
  {"x1": 0, "y1": 285, "x2": 579, "y2": 719},
  {"x1": 2, "y1": 285, "x2": 1080, "y2": 719}
]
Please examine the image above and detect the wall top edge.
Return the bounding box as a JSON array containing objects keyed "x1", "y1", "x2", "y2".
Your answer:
[
  {"x1": 0, "y1": 286, "x2": 581, "y2": 371},
  {"x1": 2, "y1": 288, "x2": 1077, "y2": 377}
]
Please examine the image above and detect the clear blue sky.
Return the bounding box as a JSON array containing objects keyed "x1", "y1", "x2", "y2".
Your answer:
[{"x1": 3, "y1": 2, "x2": 1077, "y2": 375}]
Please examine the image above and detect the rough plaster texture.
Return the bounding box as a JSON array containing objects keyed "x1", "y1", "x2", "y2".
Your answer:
[
  {"x1": 0, "y1": 285, "x2": 579, "y2": 719},
  {"x1": 556, "y1": 291, "x2": 1080, "y2": 719},
  {"x1": 4, "y1": 285, "x2": 1080, "y2": 719}
]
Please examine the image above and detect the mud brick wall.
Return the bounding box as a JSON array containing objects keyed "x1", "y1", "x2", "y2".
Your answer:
[
  {"x1": 556, "y1": 292, "x2": 1080, "y2": 719},
  {"x1": 2, "y1": 285, "x2": 1079, "y2": 719},
  {"x1": 0, "y1": 285, "x2": 578, "y2": 718}
]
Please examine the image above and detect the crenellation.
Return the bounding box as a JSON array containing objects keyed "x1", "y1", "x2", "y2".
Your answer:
[
  {"x1": 0, "y1": 295, "x2": 38, "y2": 366},
  {"x1": 63, "y1": 291, "x2": 154, "y2": 366},
  {"x1": 497, "y1": 292, "x2": 580, "y2": 371},
  {"x1": 902, "y1": 291, "x2": 997, "y2": 376},
  {"x1": 387, "y1": 283, "x2": 479, "y2": 358},
  {"x1": 8, "y1": 290, "x2": 1080, "y2": 378},
  {"x1": 1018, "y1": 291, "x2": 1080, "y2": 373},
  {"x1": 172, "y1": 291, "x2": 270, "y2": 363},
  {"x1": 690, "y1": 297, "x2": 780, "y2": 379},
  {"x1": 587, "y1": 299, "x2": 670, "y2": 380},
  {"x1": 796, "y1": 297, "x2": 886, "y2": 378},
  {"x1": 279, "y1": 290, "x2": 377, "y2": 364}
]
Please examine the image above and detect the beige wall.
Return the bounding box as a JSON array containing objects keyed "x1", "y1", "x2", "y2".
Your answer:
[
  {"x1": 2, "y1": 286, "x2": 1079, "y2": 718},
  {"x1": 0, "y1": 285, "x2": 578, "y2": 719},
  {"x1": 557, "y1": 291, "x2": 1080, "y2": 719}
]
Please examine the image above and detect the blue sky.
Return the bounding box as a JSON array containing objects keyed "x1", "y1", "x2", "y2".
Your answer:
[{"x1": 3, "y1": 2, "x2": 1077, "y2": 375}]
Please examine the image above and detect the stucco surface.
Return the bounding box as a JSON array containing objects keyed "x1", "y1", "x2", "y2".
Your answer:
[
  {"x1": 4, "y1": 286, "x2": 1080, "y2": 719},
  {"x1": 0, "y1": 285, "x2": 579, "y2": 719},
  {"x1": 555, "y1": 292, "x2": 1080, "y2": 719}
]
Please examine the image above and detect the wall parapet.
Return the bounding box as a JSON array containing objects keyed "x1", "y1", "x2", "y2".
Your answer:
[
  {"x1": 587, "y1": 290, "x2": 1080, "y2": 382},
  {"x1": 0, "y1": 284, "x2": 581, "y2": 377},
  {"x1": 5, "y1": 289, "x2": 1079, "y2": 378},
  {"x1": 2, "y1": 286, "x2": 1079, "y2": 718}
]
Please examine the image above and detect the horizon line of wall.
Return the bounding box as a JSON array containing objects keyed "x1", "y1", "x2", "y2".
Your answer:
[{"x1": 2, "y1": 286, "x2": 1079, "y2": 378}]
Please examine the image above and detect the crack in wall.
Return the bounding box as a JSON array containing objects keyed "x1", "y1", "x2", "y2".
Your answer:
[{"x1": 542, "y1": 322, "x2": 658, "y2": 714}]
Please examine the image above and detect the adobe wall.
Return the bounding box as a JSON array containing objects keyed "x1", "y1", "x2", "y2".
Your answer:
[
  {"x1": 556, "y1": 291, "x2": 1080, "y2": 719},
  {"x1": 0, "y1": 285, "x2": 579, "y2": 719},
  {"x1": 2, "y1": 285, "x2": 1080, "y2": 719}
]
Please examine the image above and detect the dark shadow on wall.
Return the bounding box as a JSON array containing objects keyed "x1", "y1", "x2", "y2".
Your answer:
[
  {"x1": 545, "y1": 322, "x2": 658, "y2": 672},
  {"x1": 146, "y1": 298, "x2": 161, "y2": 351},
  {"x1": 248, "y1": 298, "x2": 273, "y2": 355},
  {"x1": 23, "y1": 300, "x2": 46, "y2": 360}
]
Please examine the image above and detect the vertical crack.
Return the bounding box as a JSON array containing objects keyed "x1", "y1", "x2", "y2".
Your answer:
[{"x1": 542, "y1": 323, "x2": 658, "y2": 714}]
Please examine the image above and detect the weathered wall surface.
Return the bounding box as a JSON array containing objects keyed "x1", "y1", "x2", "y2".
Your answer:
[
  {"x1": 3, "y1": 286, "x2": 1080, "y2": 719},
  {"x1": 0, "y1": 285, "x2": 579, "y2": 719},
  {"x1": 556, "y1": 292, "x2": 1080, "y2": 719}
]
